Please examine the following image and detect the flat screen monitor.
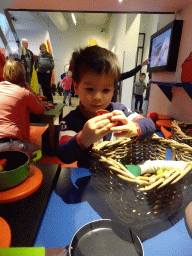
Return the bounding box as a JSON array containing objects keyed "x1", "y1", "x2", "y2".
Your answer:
[{"x1": 147, "y1": 20, "x2": 183, "y2": 72}]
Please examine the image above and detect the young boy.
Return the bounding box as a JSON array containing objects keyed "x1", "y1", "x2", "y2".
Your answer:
[
  {"x1": 56, "y1": 46, "x2": 155, "y2": 168},
  {"x1": 133, "y1": 73, "x2": 147, "y2": 113},
  {"x1": 60, "y1": 70, "x2": 73, "y2": 106}
]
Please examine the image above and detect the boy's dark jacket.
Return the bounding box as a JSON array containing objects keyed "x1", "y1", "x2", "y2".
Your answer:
[{"x1": 56, "y1": 102, "x2": 156, "y2": 168}]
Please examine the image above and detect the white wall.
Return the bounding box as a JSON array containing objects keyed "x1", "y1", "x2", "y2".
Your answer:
[
  {"x1": 48, "y1": 24, "x2": 109, "y2": 84},
  {"x1": 148, "y1": 3, "x2": 192, "y2": 122},
  {"x1": 121, "y1": 14, "x2": 141, "y2": 110},
  {"x1": 157, "y1": 14, "x2": 175, "y2": 30},
  {"x1": 114, "y1": 14, "x2": 127, "y2": 70},
  {"x1": 139, "y1": 14, "x2": 159, "y2": 78},
  {"x1": 16, "y1": 29, "x2": 48, "y2": 55},
  {"x1": 108, "y1": 13, "x2": 123, "y2": 52}
]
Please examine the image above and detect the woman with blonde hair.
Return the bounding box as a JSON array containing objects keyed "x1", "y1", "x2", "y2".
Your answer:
[
  {"x1": 35, "y1": 43, "x2": 54, "y2": 103},
  {"x1": 0, "y1": 60, "x2": 45, "y2": 157}
]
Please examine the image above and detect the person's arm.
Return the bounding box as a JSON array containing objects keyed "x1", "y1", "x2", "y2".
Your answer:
[
  {"x1": 25, "y1": 83, "x2": 46, "y2": 113},
  {"x1": 129, "y1": 114, "x2": 155, "y2": 140},
  {"x1": 120, "y1": 65, "x2": 142, "y2": 81},
  {"x1": 50, "y1": 54, "x2": 54, "y2": 71},
  {"x1": 56, "y1": 113, "x2": 114, "y2": 164},
  {"x1": 110, "y1": 110, "x2": 139, "y2": 139},
  {"x1": 120, "y1": 59, "x2": 150, "y2": 82},
  {"x1": 34, "y1": 57, "x2": 38, "y2": 71},
  {"x1": 30, "y1": 50, "x2": 34, "y2": 68},
  {"x1": 109, "y1": 103, "x2": 155, "y2": 141},
  {"x1": 133, "y1": 83, "x2": 136, "y2": 94},
  {"x1": 111, "y1": 112, "x2": 155, "y2": 141},
  {"x1": 46, "y1": 54, "x2": 54, "y2": 74},
  {"x1": 60, "y1": 77, "x2": 65, "y2": 87}
]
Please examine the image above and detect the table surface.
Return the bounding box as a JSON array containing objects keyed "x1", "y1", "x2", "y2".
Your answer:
[
  {"x1": 34, "y1": 166, "x2": 192, "y2": 255},
  {"x1": 43, "y1": 103, "x2": 64, "y2": 117},
  {"x1": 2, "y1": 132, "x2": 192, "y2": 255},
  {"x1": 0, "y1": 163, "x2": 60, "y2": 247},
  {"x1": 30, "y1": 103, "x2": 64, "y2": 122}
]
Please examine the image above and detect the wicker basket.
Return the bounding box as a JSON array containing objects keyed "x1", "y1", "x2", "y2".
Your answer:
[
  {"x1": 89, "y1": 134, "x2": 192, "y2": 228},
  {"x1": 171, "y1": 120, "x2": 192, "y2": 161}
]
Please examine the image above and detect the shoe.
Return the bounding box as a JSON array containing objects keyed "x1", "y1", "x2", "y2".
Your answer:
[
  {"x1": 52, "y1": 102, "x2": 58, "y2": 105},
  {"x1": 69, "y1": 104, "x2": 73, "y2": 107},
  {"x1": 139, "y1": 110, "x2": 143, "y2": 113}
]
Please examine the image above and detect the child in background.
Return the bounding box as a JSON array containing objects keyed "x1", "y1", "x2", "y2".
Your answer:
[
  {"x1": 133, "y1": 73, "x2": 147, "y2": 113},
  {"x1": 56, "y1": 46, "x2": 155, "y2": 168},
  {"x1": 60, "y1": 70, "x2": 73, "y2": 106}
]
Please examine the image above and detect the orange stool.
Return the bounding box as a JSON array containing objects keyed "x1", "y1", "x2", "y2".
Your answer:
[{"x1": 0, "y1": 217, "x2": 11, "y2": 247}]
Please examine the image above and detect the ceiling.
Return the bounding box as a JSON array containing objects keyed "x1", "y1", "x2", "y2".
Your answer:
[
  {"x1": 1, "y1": 0, "x2": 192, "y2": 14},
  {"x1": 2, "y1": 0, "x2": 192, "y2": 36},
  {"x1": 9, "y1": 11, "x2": 111, "y2": 32}
]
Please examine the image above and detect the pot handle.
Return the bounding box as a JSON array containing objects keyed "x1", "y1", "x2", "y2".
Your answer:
[{"x1": 32, "y1": 150, "x2": 42, "y2": 162}]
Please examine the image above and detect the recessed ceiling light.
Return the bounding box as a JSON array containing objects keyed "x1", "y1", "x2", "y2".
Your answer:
[
  {"x1": 71, "y1": 13, "x2": 76, "y2": 25},
  {"x1": 118, "y1": 0, "x2": 123, "y2": 2}
]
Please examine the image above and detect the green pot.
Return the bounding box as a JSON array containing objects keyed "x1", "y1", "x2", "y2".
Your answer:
[{"x1": 0, "y1": 150, "x2": 42, "y2": 191}]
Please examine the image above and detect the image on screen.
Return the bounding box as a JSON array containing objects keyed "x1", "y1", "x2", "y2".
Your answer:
[{"x1": 149, "y1": 28, "x2": 172, "y2": 68}]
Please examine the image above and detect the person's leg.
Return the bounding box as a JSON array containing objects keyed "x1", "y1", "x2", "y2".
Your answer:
[
  {"x1": 185, "y1": 201, "x2": 192, "y2": 239},
  {"x1": 37, "y1": 72, "x2": 44, "y2": 96},
  {"x1": 139, "y1": 95, "x2": 144, "y2": 111},
  {"x1": 0, "y1": 140, "x2": 37, "y2": 160},
  {"x1": 143, "y1": 100, "x2": 148, "y2": 116},
  {"x1": 63, "y1": 90, "x2": 67, "y2": 104},
  {"x1": 68, "y1": 90, "x2": 72, "y2": 106},
  {"x1": 40, "y1": 73, "x2": 52, "y2": 103},
  {"x1": 38, "y1": 83, "x2": 43, "y2": 96},
  {"x1": 43, "y1": 73, "x2": 53, "y2": 103},
  {"x1": 135, "y1": 94, "x2": 139, "y2": 111},
  {"x1": 11, "y1": 140, "x2": 38, "y2": 160},
  {"x1": 25, "y1": 72, "x2": 31, "y2": 85}
]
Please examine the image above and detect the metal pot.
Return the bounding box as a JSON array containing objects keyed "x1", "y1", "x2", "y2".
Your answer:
[
  {"x1": 0, "y1": 150, "x2": 42, "y2": 191},
  {"x1": 69, "y1": 219, "x2": 144, "y2": 256}
]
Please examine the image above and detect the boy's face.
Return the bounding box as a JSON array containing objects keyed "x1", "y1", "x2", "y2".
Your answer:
[
  {"x1": 74, "y1": 72, "x2": 114, "y2": 118},
  {"x1": 67, "y1": 71, "x2": 72, "y2": 78},
  {"x1": 139, "y1": 75, "x2": 146, "y2": 82}
]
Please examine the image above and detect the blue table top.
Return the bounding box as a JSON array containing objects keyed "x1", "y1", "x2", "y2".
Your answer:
[
  {"x1": 34, "y1": 166, "x2": 192, "y2": 255},
  {"x1": 34, "y1": 132, "x2": 192, "y2": 255}
]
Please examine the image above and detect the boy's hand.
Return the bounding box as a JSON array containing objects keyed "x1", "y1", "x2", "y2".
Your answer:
[
  {"x1": 78, "y1": 113, "x2": 115, "y2": 149},
  {"x1": 110, "y1": 110, "x2": 138, "y2": 138}
]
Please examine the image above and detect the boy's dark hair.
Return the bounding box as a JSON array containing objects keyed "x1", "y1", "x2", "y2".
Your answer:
[
  {"x1": 71, "y1": 45, "x2": 120, "y2": 86},
  {"x1": 140, "y1": 73, "x2": 146, "y2": 77}
]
